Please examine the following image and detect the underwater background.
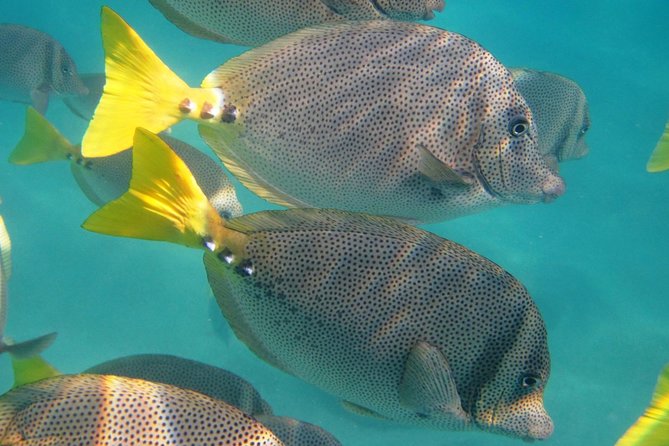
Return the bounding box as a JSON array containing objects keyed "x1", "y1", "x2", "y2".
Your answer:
[{"x1": 0, "y1": 0, "x2": 667, "y2": 444}]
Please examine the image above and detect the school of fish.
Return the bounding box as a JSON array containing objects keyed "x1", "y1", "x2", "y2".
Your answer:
[{"x1": 1, "y1": 1, "x2": 666, "y2": 445}]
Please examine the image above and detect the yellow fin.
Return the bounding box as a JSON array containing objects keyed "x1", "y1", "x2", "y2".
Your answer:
[
  {"x1": 647, "y1": 122, "x2": 669, "y2": 172},
  {"x1": 616, "y1": 364, "x2": 669, "y2": 445},
  {"x1": 0, "y1": 215, "x2": 11, "y2": 280},
  {"x1": 82, "y1": 128, "x2": 218, "y2": 249},
  {"x1": 81, "y1": 7, "x2": 217, "y2": 158},
  {"x1": 9, "y1": 107, "x2": 77, "y2": 165},
  {"x1": 11, "y1": 353, "x2": 61, "y2": 388}
]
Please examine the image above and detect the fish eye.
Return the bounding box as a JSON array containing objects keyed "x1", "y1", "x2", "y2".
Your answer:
[
  {"x1": 509, "y1": 118, "x2": 529, "y2": 137},
  {"x1": 61, "y1": 65, "x2": 71, "y2": 76},
  {"x1": 520, "y1": 373, "x2": 542, "y2": 389}
]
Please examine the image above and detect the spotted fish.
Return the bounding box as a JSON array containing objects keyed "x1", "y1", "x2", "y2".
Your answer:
[
  {"x1": 149, "y1": 0, "x2": 445, "y2": 47},
  {"x1": 616, "y1": 364, "x2": 669, "y2": 446},
  {"x1": 0, "y1": 24, "x2": 87, "y2": 114},
  {"x1": 0, "y1": 374, "x2": 285, "y2": 445},
  {"x1": 83, "y1": 128, "x2": 553, "y2": 441},
  {"x1": 0, "y1": 215, "x2": 57, "y2": 359},
  {"x1": 10, "y1": 107, "x2": 243, "y2": 218},
  {"x1": 83, "y1": 8, "x2": 565, "y2": 224},
  {"x1": 85, "y1": 353, "x2": 273, "y2": 416},
  {"x1": 511, "y1": 68, "x2": 590, "y2": 171},
  {"x1": 647, "y1": 120, "x2": 669, "y2": 173},
  {"x1": 86, "y1": 354, "x2": 343, "y2": 446},
  {"x1": 62, "y1": 72, "x2": 105, "y2": 121}
]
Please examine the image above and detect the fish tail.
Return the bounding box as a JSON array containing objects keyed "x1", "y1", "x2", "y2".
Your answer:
[
  {"x1": 10, "y1": 352, "x2": 61, "y2": 389},
  {"x1": 2, "y1": 332, "x2": 58, "y2": 360},
  {"x1": 9, "y1": 107, "x2": 78, "y2": 165},
  {"x1": 647, "y1": 121, "x2": 669, "y2": 172},
  {"x1": 82, "y1": 128, "x2": 227, "y2": 250},
  {"x1": 615, "y1": 363, "x2": 669, "y2": 445},
  {"x1": 81, "y1": 7, "x2": 221, "y2": 158}
]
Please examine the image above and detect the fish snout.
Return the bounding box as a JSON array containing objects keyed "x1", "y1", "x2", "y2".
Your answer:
[
  {"x1": 541, "y1": 174, "x2": 565, "y2": 203},
  {"x1": 525, "y1": 414, "x2": 554, "y2": 441}
]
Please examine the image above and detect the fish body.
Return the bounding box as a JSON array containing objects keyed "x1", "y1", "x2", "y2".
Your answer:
[
  {"x1": 84, "y1": 128, "x2": 553, "y2": 441},
  {"x1": 0, "y1": 24, "x2": 87, "y2": 113},
  {"x1": 0, "y1": 216, "x2": 56, "y2": 359},
  {"x1": 85, "y1": 354, "x2": 272, "y2": 416},
  {"x1": 511, "y1": 68, "x2": 590, "y2": 171},
  {"x1": 0, "y1": 374, "x2": 284, "y2": 445},
  {"x1": 83, "y1": 9, "x2": 565, "y2": 223},
  {"x1": 10, "y1": 107, "x2": 242, "y2": 218},
  {"x1": 616, "y1": 364, "x2": 669, "y2": 446},
  {"x1": 149, "y1": 0, "x2": 444, "y2": 47}
]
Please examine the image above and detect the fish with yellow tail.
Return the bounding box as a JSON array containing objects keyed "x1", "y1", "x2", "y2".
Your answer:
[
  {"x1": 149, "y1": 0, "x2": 444, "y2": 47},
  {"x1": 616, "y1": 364, "x2": 669, "y2": 446},
  {"x1": 83, "y1": 128, "x2": 553, "y2": 441},
  {"x1": 647, "y1": 121, "x2": 669, "y2": 172},
  {"x1": 83, "y1": 7, "x2": 564, "y2": 224},
  {"x1": 10, "y1": 106, "x2": 242, "y2": 218},
  {"x1": 0, "y1": 215, "x2": 57, "y2": 360},
  {"x1": 0, "y1": 374, "x2": 285, "y2": 446}
]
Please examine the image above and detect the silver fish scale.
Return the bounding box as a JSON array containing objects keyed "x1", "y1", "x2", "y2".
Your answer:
[
  {"x1": 0, "y1": 374, "x2": 284, "y2": 445},
  {"x1": 85, "y1": 354, "x2": 273, "y2": 416},
  {"x1": 205, "y1": 21, "x2": 560, "y2": 223},
  {"x1": 205, "y1": 210, "x2": 549, "y2": 434}
]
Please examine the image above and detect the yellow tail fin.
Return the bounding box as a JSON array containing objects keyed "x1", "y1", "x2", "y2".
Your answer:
[
  {"x1": 616, "y1": 364, "x2": 669, "y2": 445},
  {"x1": 81, "y1": 7, "x2": 219, "y2": 158},
  {"x1": 9, "y1": 107, "x2": 77, "y2": 165},
  {"x1": 647, "y1": 121, "x2": 669, "y2": 173},
  {"x1": 82, "y1": 128, "x2": 220, "y2": 249},
  {"x1": 11, "y1": 353, "x2": 61, "y2": 388}
]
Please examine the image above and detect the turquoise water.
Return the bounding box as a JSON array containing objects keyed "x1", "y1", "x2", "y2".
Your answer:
[{"x1": 0, "y1": 0, "x2": 667, "y2": 444}]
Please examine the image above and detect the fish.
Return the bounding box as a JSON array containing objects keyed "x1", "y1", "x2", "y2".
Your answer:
[
  {"x1": 85, "y1": 353, "x2": 273, "y2": 416},
  {"x1": 646, "y1": 120, "x2": 669, "y2": 173},
  {"x1": 0, "y1": 24, "x2": 88, "y2": 114},
  {"x1": 510, "y1": 68, "x2": 590, "y2": 172},
  {"x1": 0, "y1": 215, "x2": 57, "y2": 359},
  {"x1": 83, "y1": 127, "x2": 553, "y2": 441},
  {"x1": 0, "y1": 374, "x2": 285, "y2": 445},
  {"x1": 62, "y1": 72, "x2": 105, "y2": 121},
  {"x1": 615, "y1": 364, "x2": 669, "y2": 446},
  {"x1": 256, "y1": 415, "x2": 342, "y2": 446},
  {"x1": 82, "y1": 7, "x2": 565, "y2": 224},
  {"x1": 86, "y1": 354, "x2": 344, "y2": 446},
  {"x1": 10, "y1": 106, "x2": 243, "y2": 218},
  {"x1": 149, "y1": 0, "x2": 445, "y2": 47}
]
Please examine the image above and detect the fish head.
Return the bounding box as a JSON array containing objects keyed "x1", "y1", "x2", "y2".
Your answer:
[
  {"x1": 472, "y1": 306, "x2": 552, "y2": 440},
  {"x1": 557, "y1": 84, "x2": 590, "y2": 162},
  {"x1": 473, "y1": 83, "x2": 565, "y2": 205},
  {"x1": 50, "y1": 47, "x2": 88, "y2": 96}
]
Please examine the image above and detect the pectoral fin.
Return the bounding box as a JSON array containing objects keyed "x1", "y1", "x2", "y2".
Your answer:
[
  {"x1": 417, "y1": 144, "x2": 471, "y2": 186},
  {"x1": 399, "y1": 341, "x2": 469, "y2": 422}
]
